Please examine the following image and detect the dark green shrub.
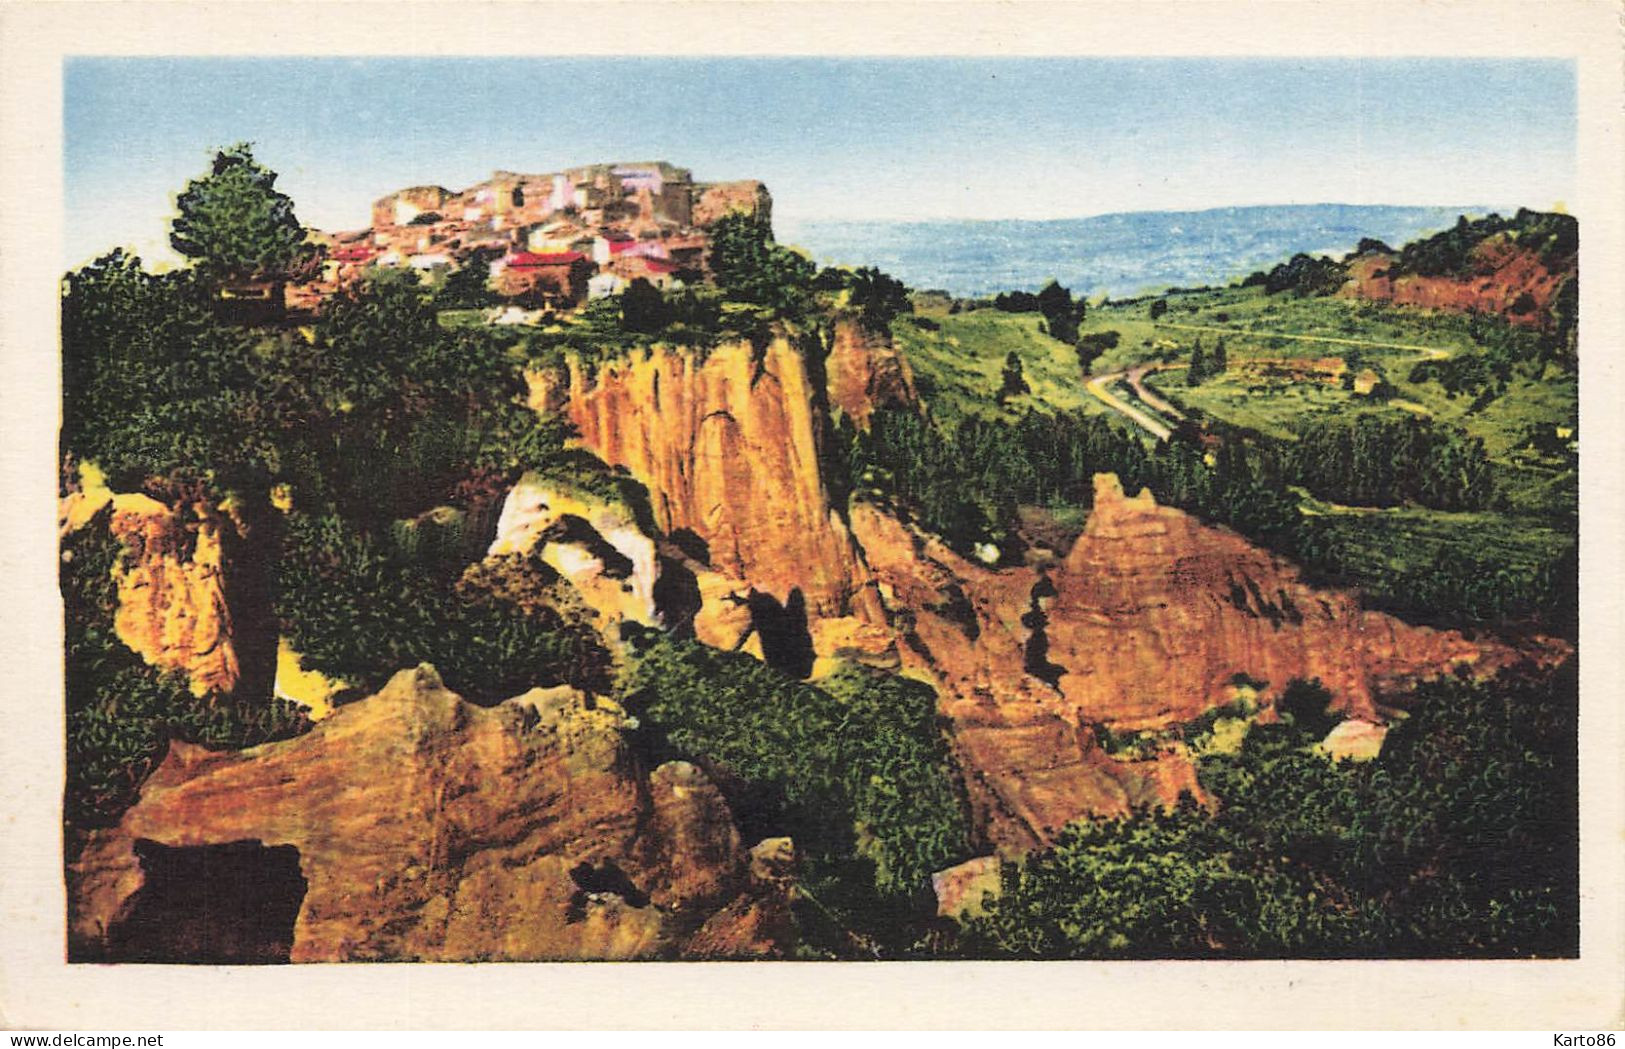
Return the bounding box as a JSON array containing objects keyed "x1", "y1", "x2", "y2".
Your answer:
[
  {"x1": 275, "y1": 512, "x2": 612, "y2": 702},
  {"x1": 618, "y1": 630, "x2": 971, "y2": 950}
]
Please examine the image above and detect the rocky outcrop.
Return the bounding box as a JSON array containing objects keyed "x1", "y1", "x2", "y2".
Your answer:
[
  {"x1": 692, "y1": 180, "x2": 771, "y2": 228},
  {"x1": 68, "y1": 665, "x2": 797, "y2": 962},
  {"x1": 850, "y1": 475, "x2": 1537, "y2": 850},
  {"x1": 825, "y1": 319, "x2": 919, "y2": 428},
  {"x1": 682, "y1": 837, "x2": 800, "y2": 959},
  {"x1": 1050, "y1": 475, "x2": 1529, "y2": 726},
  {"x1": 1340, "y1": 236, "x2": 1574, "y2": 326},
  {"x1": 538, "y1": 337, "x2": 884, "y2": 626},
  {"x1": 488, "y1": 473, "x2": 661, "y2": 631},
  {"x1": 932, "y1": 855, "x2": 1003, "y2": 919},
  {"x1": 849, "y1": 497, "x2": 1210, "y2": 849},
  {"x1": 60, "y1": 472, "x2": 272, "y2": 700},
  {"x1": 1319, "y1": 720, "x2": 1389, "y2": 763}
]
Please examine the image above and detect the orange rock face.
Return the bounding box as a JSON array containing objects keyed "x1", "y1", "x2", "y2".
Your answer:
[
  {"x1": 1048, "y1": 475, "x2": 1519, "y2": 726},
  {"x1": 551, "y1": 336, "x2": 884, "y2": 624},
  {"x1": 1340, "y1": 238, "x2": 1574, "y2": 326},
  {"x1": 850, "y1": 476, "x2": 1538, "y2": 850},
  {"x1": 61, "y1": 487, "x2": 274, "y2": 700},
  {"x1": 849, "y1": 498, "x2": 1210, "y2": 849},
  {"x1": 68, "y1": 666, "x2": 796, "y2": 962},
  {"x1": 825, "y1": 319, "x2": 919, "y2": 428},
  {"x1": 527, "y1": 328, "x2": 1548, "y2": 853}
]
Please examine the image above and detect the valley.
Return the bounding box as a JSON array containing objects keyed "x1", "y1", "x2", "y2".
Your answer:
[{"x1": 58, "y1": 151, "x2": 1579, "y2": 963}]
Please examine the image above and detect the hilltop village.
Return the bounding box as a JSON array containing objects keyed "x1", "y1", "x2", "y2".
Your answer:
[{"x1": 288, "y1": 161, "x2": 769, "y2": 312}]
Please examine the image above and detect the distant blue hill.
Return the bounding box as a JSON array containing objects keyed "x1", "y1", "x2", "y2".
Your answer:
[{"x1": 777, "y1": 204, "x2": 1485, "y2": 299}]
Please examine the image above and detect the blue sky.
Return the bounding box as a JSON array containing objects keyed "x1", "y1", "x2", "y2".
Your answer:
[{"x1": 64, "y1": 57, "x2": 1575, "y2": 268}]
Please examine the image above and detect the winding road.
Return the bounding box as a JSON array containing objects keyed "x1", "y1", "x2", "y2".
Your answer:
[
  {"x1": 1085, "y1": 366, "x2": 1179, "y2": 441},
  {"x1": 1083, "y1": 321, "x2": 1457, "y2": 441}
]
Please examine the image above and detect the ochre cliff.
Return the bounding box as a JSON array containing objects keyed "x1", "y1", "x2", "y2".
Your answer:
[
  {"x1": 68, "y1": 665, "x2": 797, "y2": 962},
  {"x1": 1339, "y1": 236, "x2": 1574, "y2": 326},
  {"x1": 530, "y1": 335, "x2": 884, "y2": 625},
  {"x1": 824, "y1": 319, "x2": 919, "y2": 428},
  {"x1": 60, "y1": 470, "x2": 272, "y2": 700},
  {"x1": 520, "y1": 322, "x2": 1538, "y2": 851},
  {"x1": 850, "y1": 497, "x2": 1207, "y2": 850},
  {"x1": 1047, "y1": 474, "x2": 1528, "y2": 726},
  {"x1": 850, "y1": 475, "x2": 1541, "y2": 850}
]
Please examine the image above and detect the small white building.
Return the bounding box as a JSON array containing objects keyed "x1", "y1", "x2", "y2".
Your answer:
[
  {"x1": 588, "y1": 272, "x2": 628, "y2": 300},
  {"x1": 407, "y1": 253, "x2": 452, "y2": 279}
]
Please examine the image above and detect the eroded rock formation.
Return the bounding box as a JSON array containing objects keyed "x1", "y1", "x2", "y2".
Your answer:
[
  {"x1": 534, "y1": 334, "x2": 884, "y2": 625},
  {"x1": 488, "y1": 473, "x2": 661, "y2": 631},
  {"x1": 60, "y1": 475, "x2": 273, "y2": 700},
  {"x1": 68, "y1": 665, "x2": 796, "y2": 962},
  {"x1": 850, "y1": 475, "x2": 1542, "y2": 849},
  {"x1": 1340, "y1": 236, "x2": 1574, "y2": 325},
  {"x1": 825, "y1": 319, "x2": 920, "y2": 428}
]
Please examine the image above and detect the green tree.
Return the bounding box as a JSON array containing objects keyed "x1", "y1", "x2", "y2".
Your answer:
[
  {"x1": 1075, "y1": 330, "x2": 1120, "y2": 375},
  {"x1": 707, "y1": 212, "x2": 815, "y2": 313},
  {"x1": 170, "y1": 144, "x2": 311, "y2": 290},
  {"x1": 619, "y1": 277, "x2": 671, "y2": 333},
  {"x1": 434, "y1": 255, "x2": 499, "y2": 310},
  {"x1": 1035, "y1": 280, "x2": 1085, "y2": 343},
  {"x1": 998, "y1": 351, "x2": 1030, "y2": 404},
  {"x1": 847, "y1": 266, "x2": 913, "y2": 332},
  {"x1": 1187, "y1": 338, "x2": 1208, "y2": 385},
  {"x1": 1149, "y1": 298, "x2": 1169, "y2": 321}
]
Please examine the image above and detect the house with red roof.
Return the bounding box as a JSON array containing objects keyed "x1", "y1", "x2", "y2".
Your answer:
[{"x1": 491, "y1": 250, "x2": 594, "y2": 304}]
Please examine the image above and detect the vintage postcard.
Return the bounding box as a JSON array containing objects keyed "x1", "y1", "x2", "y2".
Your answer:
[{"x1": 2, "y1": 0, "x2": 1622, "y2": 1032}]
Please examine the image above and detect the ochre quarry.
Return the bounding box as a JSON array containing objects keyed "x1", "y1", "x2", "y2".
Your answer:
[
  {"x1": 522, "y1": 326, "x2": 1548, "y2": 852},
  {"x1": 69, "y1": 665, "x2": 797, "y2": 962},
  {"x1": 850, "y1": 476, "x2": 1548, "y2": 850},
  {"x1": 1340, "y1": 236, "x2": 1574, "y2": 325},
  {"x1": 528, "y1": 333, "x2": 884, "y2": 625}
]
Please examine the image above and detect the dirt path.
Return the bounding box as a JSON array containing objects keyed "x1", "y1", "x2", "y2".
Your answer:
[
  {"x1": 1085, "y1": 370, "x2": 1174, "y2": 441},
  {"x1": 1155, "y1": 321, "x2": 1453, "y2": 361},
  {"x1": 1086, "y1": 321, "x2": 1453, "y2": 441},
  {"x1": 1126, "y1": 364, "x2": 1187, "y2": 421},
  {"x1": 1085, "y1": 362, "x2": 1190, "y2": 441}
]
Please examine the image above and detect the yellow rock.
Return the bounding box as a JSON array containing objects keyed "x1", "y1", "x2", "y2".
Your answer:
[{"x1": 274, "y1": 639, "x2": 343, "y2": 720}]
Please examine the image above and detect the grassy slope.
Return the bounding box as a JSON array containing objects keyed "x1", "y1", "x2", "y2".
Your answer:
[{"x1": 891, "y1": 307, "x2": 1106, "y2": 426}]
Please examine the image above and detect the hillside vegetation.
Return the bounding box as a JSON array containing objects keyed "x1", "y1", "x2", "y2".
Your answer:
[{"x1": 60, "y1": 149, "x2": 1578, "y2": 961}]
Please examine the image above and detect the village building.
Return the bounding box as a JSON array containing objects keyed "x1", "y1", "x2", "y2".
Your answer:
[
  {"x1": 321, "y1": 243, "x2": 377, "y2": 285},
  {"x1": 372, "y1": 185, "x2": 454, "y2": 228},
  {"x1": 608, "y1": 253, "x2": 682, "y2": 289},
  {"x1": 490, "y1": 250, "x2": 593, "y2": 305},
  {"x1": 290, "y1": 162, "x2": 773, "y2": 314}
]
